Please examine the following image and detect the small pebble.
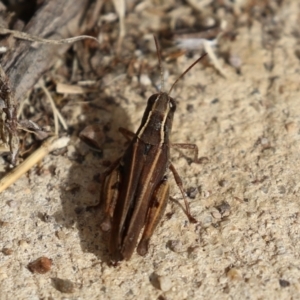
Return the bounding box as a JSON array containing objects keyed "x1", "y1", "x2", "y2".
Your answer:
[
  {"x1": 18, "y1": 240, "x2": 29, "y2": 249},
  {"x1": 0, "y1": 221, "x2": 9, "y2": 227},
  {"x1": 2, "y1": 248, "x2": 13, "y2": 255},
  {"x1": 218, "y1": 179, "x2": 228, "y2": 187},
  {"x1": 229, "y1": 53, "x2": 242, "y2": 70},
  {"x1": 215, "y1": 201, "x2": 231, "y2": 217},
  {"x1": 28, "y1": 257, "x2": 52, "y2": 274},
  {"x1": 140, "y1": 74, "x2": 152, "y2": 86},
  {"x1": 277, "y1": 185, "x2": 286, "y2": 194},
  {"x1": 52, "y1": 278, "x2": 75, "y2": 293},
  {"x1": 67, "y1": 145, "x2": 77, "y2": 160},
  {"x1": 227, "y1": 268, "x2": 242, "y2": 281},
  {"x1": 285, "y1": 122, "x2": 297, "y2": 134},
  {"x1": 211, "y1": 209, "x2": 221, "y2": 219},
  {"x1": 203, "y1": 190, "x2": 211, "y2": 198},
  {"x1": 279, "y1": 279, "x2": 290, "y2": 288},
  {"x1": 55, "y1": 230, "x2": 67, "y2": 240},
  {"x1": 186, "y1": 187, "x2": 198, "y2": 199},
  {"x1": 0, "y1": 270, "x2": 8, "y2": 280},
  {"x1": 157, "y1": 275, "x2": 173, "y2": 292},
  {"x1": 40, "y1": 213, "x2": 54, "y2": 223},
  {"x1": 260, "y1": 186, "x2": 269, "y2": 194},
  {"x1": 186, "y1": 104, "x2": 194, "y2": 112},
  {"x1": 198, "y1": 157, "x2": 209, "y2": 164},
  {"x1": 6, "y1": 200, "x2": 19, "y2": 208},
  {"x1": 167, "y1": 240, "x2": 183, "y2": 253},
  {"x1": 202, "y1": 215, "x2": 213, "y2": 227}
]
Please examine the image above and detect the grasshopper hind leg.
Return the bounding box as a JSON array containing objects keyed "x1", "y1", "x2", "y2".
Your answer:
[
  {"x1": 137, "y1": 176, "x2": 170, "y2": 256},
  {"x1": 99, "y1": 159, "x2": 121, "y2": 232},
  {"x1": 100, "y1": 127, "x2": 134, "y2": 232},
  {"x1": 169, "y1": 163, "x2": 197, "y2": 223}
]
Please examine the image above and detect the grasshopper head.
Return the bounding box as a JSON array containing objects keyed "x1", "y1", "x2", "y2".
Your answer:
[{"x1": 137, "y1": 92, "x2": 176, "y2": 145}]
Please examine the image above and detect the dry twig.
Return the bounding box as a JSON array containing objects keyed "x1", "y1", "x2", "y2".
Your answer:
[
  {"x1": 0, "y1": 136, "x2": 69, "y2": 193},
  {"x1": 39, "y1": 79, "x2": 68, "y2": 135}
]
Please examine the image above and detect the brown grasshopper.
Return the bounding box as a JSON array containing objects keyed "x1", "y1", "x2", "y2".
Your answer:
[{"x1": 100, "y1": 37, "x2": 206, "y2": 262}]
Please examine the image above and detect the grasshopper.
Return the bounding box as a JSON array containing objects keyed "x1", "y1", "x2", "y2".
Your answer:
[{"x1": 100, "y1": 37, "x2": 206, "y2": 262}]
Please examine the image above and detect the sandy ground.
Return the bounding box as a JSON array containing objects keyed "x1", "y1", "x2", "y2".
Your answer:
[{"x1": 1, "y1": 0, "x2": 300, "y2": 299}]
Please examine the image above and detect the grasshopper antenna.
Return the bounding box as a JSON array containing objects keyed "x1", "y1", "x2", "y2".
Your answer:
[
  {"x1": 168, "y1": 53, "x2": 207, "y2": 96},
  {"x1": 154, "y1": 35, "x2": 165, "y2": 92}
]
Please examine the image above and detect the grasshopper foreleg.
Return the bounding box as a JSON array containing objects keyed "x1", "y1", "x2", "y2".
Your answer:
[{"x1": 171, "y1": 143, "x2": 200, "y2": 163}]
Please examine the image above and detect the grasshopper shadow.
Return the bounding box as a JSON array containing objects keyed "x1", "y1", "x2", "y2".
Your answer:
[{"x1": 57, "y1": 91, "x2": 134, "y2": 263}]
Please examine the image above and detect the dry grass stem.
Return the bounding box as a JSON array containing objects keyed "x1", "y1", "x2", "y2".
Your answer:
[
  {"x1": 0, "y1": 136, "x2": 69, "y2": 193},
  {"x1": 39, "y1": 79, "x2": 68, "y2": 135},
  {"x1": 112, "y1": 0, "x2": 126, "y2": 53},
  {"x1": 0, "y1": 27, "x2": 99, "y2": 45},
  {"x1": 203, "y1": 39, "x2": 227, "y2": 77},
  {"x1": 56, "y1": 83, "x2": 86, "y2": 94}
]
